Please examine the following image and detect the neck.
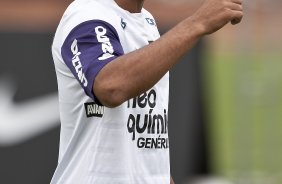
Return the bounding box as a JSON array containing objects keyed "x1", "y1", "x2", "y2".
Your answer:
[{"x1": 114, "y1": 0, "x2": 144, "y2": 13}]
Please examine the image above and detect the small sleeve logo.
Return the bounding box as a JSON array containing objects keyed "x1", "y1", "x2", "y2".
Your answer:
[
  {"x1": 120, "y1": 18, "x2": 127, "y2": 29},
  {"x1": 145, "y1": 18, "x2": 156, "y2": 26},
  {"x1": 84, "y1": 102, "x2": 104, "y2": 118}
]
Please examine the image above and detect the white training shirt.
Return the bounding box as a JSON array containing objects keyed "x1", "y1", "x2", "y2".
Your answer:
[{"x1": 51, "y1": 0, "x2": 170, "y2": 183}]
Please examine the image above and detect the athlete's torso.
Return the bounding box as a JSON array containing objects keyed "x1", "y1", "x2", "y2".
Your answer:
[{"x1": 51, "y1": 0, "x2": 170, "y2": 183}]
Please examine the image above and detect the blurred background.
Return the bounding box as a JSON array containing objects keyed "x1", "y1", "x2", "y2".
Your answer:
[{"x1": 0, "y1": 0, "x2": 281, "y2": 183}]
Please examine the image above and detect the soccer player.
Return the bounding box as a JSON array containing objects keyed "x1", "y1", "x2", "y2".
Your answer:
[{"x1": 51, "y1": 0, "x2": 243, "y2": 183}]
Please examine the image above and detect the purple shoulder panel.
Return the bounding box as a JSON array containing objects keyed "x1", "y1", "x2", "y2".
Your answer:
[{"x1": 61, "y1": 20, "x2": 124, "y2": 103}]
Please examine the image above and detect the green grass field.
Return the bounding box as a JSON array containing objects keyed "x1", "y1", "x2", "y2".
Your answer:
[{"x1": 203, "y1": 51, "x2": 282, "y2": 183}]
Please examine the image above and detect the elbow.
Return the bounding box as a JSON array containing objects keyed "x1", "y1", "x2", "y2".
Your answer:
[
  {"x1": 93, "y1": 80, "x2": 127, "y2": 108},
  {"x1": 99, "y1": 93, "x2": 125, "y2": 108}
]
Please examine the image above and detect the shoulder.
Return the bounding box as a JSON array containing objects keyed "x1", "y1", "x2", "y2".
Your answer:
[
  {"x1": 142, "y1": 8, "x2": 158, "y2": 28},
  {"x1": 66, "y1": 1, "x2": 120, "y2": 28},
  {"x1": 142, "y1": 8, "x2": 155, "y2": 19},
  {"x1": 142, "y1": 8, "x2": 157, "y2": 23},
  {"x1": 56, "y1": 0, "x2": 121, "y2": 41}
]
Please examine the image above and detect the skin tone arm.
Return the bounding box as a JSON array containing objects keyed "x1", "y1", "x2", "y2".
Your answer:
[
  {"x1": 170, "y1": 176, "x2": 175, "y2": 184},
  {"x1": 94, "y1": 0, "x2": 243, "y2": 108}
]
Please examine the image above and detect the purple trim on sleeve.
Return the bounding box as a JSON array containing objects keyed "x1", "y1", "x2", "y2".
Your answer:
[{"x1": 61, "y1": 20, "x2": 124, "y2": 103}]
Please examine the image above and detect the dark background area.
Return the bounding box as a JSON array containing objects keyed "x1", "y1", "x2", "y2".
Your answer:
[{"x1": 0, "y1": 32, "x2": 60, "y2": 183}]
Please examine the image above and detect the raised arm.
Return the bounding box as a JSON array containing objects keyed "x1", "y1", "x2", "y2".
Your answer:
[{"x1": 94, "y1": 0, "x2": 243, "y2": 107}]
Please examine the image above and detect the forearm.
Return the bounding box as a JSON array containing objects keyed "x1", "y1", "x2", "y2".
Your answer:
[
  {"x1": 94, "y1": 0, "x2": 243, "y2": 107},
  {"x1": 94, "y1": 17, "x2": 204, "y2": 107}
]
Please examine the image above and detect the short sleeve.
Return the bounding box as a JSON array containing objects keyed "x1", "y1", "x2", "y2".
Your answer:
[{"x1": 61, "y1": 20, "x2": 124, "y2": 103}]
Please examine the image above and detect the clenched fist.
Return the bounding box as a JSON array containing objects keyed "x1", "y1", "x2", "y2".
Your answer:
[{"x1": 191, "y1": 0, "x2": 243, "y2": 35}]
